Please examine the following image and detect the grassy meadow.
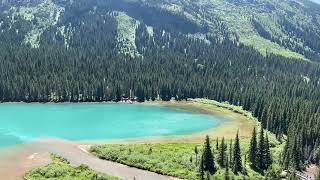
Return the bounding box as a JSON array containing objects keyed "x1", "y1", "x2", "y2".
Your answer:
[
  {"x1": 24, "y1": 154, "x2": 119, "y2": 180},
  {"x1": 90, "y1": 136, "x2": 284, "y2": 180}
]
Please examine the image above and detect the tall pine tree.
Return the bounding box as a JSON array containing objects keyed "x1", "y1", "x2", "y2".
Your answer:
[
  {"x1": 218, "y1": 137, "x2": 227, "y2": 167},
  {"x1": 233, "y1": 131, "x2": 242, "y2": 174},
  {"x1": 195, "y1": 146, "x2": 199, "y2": 166},
  {"x1": 249, "y1": 127, "x2": 258, "y2": 168},
  {"x1": 229, "y1": 139, "x2": 233, "y2": 166},
  {"x1": 292, "y1": 137, "x2": 302, "y2": 170},
  {"x1": 216, "y1": 137, "x2": 219, "y2": 150},
  {"x1": 199, "y1": 155, "x2": 205, "y2": 180},
  {"x1": 257, "y1": 128, "x2": 265, "y2": 170},
  {"x1": 264, "y1": 134, "x2": 273, "y2": 169},
  {"x1": 203, "y1": 135, "x2": 216, "y2": 174},
  {"x1": 225, "y1": 154, "x2": 230, "y2": 180}
]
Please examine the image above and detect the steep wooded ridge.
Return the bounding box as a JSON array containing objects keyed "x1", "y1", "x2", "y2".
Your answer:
[
  {"x1": 2, "y1": 0, "x2": 320, "y2": 60},
  {"x1": 0, "y1": 0, "x2": 319, "y2": 172}
]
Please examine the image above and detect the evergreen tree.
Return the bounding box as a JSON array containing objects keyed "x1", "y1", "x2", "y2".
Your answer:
[
  {"x1": 249, "y1": 127, "x2": 258, "y2": 168},
  {"x1": 199, "y1": 155, "x2": 205, "y2": 180},
  {"x1": 229, "y1": 139, "x2": 233, "y2": 166},
  {"x1": 195, "y1": 146, "x2": 199, "y2": 166},
  {"x1": 203, "y1": 135, "x2": 216, "y2": 174},
  {"x1": 0, "y1": 1, "x2": 319, "y2": 166},
  {"x1": 216, "y1": 137, "x2": 219, "y2": 150},
  {"x1": 257, "y1": 128, "x2": 265, "y2": 170},
  {"x1": 233, "y1": 131, "x2": 242, "y2": 174},
  {"x1": 291, "y1": 137, "x2": 301, "y2": 170},
  {"x1": 225, "y1": 154, "x2": 230, "y2": 180},
  {"x1": 218, "y1": 137, "x2": 227, "y2": 167},
  {"x1": 283, "y1": 138, "x2": 290, "y2": 169},
  {"x1": 264, "y1": 135, "x2": 273, "y2": 169}
]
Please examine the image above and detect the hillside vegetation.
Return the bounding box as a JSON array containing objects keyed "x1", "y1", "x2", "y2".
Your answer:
[
  {"x1": 0, "y1": 0, "x2": 319, "y2": 175},
  {"x1": 1, "y1": 0, "x2": 320, "y2": 61}
]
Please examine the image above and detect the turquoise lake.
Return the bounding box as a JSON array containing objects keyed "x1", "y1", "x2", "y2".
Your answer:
[{"x1": 0, "y1": 103, "x2": 223, "y2": 147}]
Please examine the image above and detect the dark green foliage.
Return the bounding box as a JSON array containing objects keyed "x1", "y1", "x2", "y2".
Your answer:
[
  {"x1": 291, "y1": 138, "x2": 302, "y2": 170},
  {"x1": 218, "y1": 137, "x2": 227, "y2": 168},
  {"x1": 229, "y1": 139, "x2": 233, "y2": 167},
  {"x1": 0, "y1": 0, "x2": 319, "y2": 169},
  {"x1": 255, "y1": 129, "x2": 273, "y2": 172},
  {"x1": 249, "y1": 127, "x2": 257, "y2": 168},
  {"x1": 265, "y1": 165, "x2": 281, "y2": 180},
  {"x1": 264, "y1": 135, "x2": 273, "y2": 169},
  {"x1": 199, "y1": 156, "x2": 205, "y2": 180},
  {"x1": 195, "y1": 146, "x2": 199, "y2": 166},
  {"x1": 203, "y1": 135, "x2": 216, "y2": 174},
  {"x1": 287, "y1": 171, "x2": 298, "y2": 180},
  {"x1": 257, "y1": 129, "x2": 274, "y2": 171},
  {"x1": 92, "y1": 140, "x2": 267, "y2": 179},
  {"x1": 257, "y1": 128, "x2": 265, "y2": 170},
  {"x1": 233, "y1": 132, "x2": 242, "y2": 174},
  {"x1": 225, "y1": 155, "x2": 230, "y2": 180},
  {"x1": 206, "y1": 172, "x2": 210, "y2": 180}
]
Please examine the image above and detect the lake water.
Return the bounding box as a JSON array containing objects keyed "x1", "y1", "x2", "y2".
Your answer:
[{"x1": 0, "y1": 103, "x2": 223, "y2": 148}]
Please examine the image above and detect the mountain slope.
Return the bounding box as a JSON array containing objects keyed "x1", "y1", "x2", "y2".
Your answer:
[
  {"x1": 0, "y1": 0, "x2": 319, "y2": 173},
  {"x1": 1, "y1": 0, "x2": 320, "y2": 61}
]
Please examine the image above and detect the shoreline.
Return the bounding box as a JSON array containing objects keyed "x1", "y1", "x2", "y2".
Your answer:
[
  {"x1": 0, "y1": 99, "x2": 258, "y2": 179},
  {"x1": 70, "y1": 99, "x2": 257, "y2": 145}
]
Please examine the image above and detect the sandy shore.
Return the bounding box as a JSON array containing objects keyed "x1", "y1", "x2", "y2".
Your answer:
[
  {"x1": 0, "y1": 143, "x2": 51, "y2": 180},
  {"x1": 0, "y1": 99, "x2": 257, "y2": 179},
  {"x1": 0, "y1": 138, "x2": 182, "y2": 180}
]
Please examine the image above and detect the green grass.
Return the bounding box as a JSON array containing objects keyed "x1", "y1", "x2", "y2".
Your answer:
[
  {"x1": 241, "y1": 35, "x2": 307, "y2": 61},
  {"x1": 90, "y1": 137, "x2": 284, "y2": 180},
  {"x1": 192, "y1": 98, "x2": 256, "y2": 120},
  {"x1": 24, "y1": 154, "x2": 119, "y2": 180}
]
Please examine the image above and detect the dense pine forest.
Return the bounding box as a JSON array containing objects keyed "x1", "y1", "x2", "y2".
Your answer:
[{"x1": 0, "y1": 0, "x2": 320, "y2": 174}]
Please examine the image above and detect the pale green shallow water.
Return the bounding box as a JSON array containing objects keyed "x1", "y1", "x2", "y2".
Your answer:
[{"x1": 0, "y1": 103, "x2": 224, "y2": 147}]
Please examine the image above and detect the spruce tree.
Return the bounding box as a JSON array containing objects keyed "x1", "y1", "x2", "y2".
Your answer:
[
  {"x1": 195, "y1": 146, "x2": 199, "y2": 166},
  {"x1": 216, "y1": 137, "x2": 219, "y2": 150},
  {"x1": 249, "y1": 127, "x2": 257, "y2": 168},
  {"x1": 233, "y1": 131, "x2": 242, "y2": 174},
  {"x1": 225, "y1": 154, "x2": 230, "y2": 180},
  {"x1": 292, "y1": 137, "x2": 301, "y2": 170},
  {"x1": 257, "y1": 128, "x2": 265, "y2": 170},
  {"x1": 283, "y1": 138, "x2": 290, "y2": 169},
  {"x1": 264, "y1": 134, "x2": 273, "y2": 169},
  {"x1": 229, "y1": 139, "x2": 233, "y2": 166},
  {"x1": 199, "y1": 155, "x2": 205, "y2": 180},
  {"x1": 218, "y1": 137, "x2": 227, "y2": 167},
  {"x1": 203, "y1": 135, "x2": 216, "y2": 174}
]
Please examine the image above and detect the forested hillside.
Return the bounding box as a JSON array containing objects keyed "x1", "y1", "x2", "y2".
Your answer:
[{"x1": 0, "y1": 0, "x2": 319, "y2": 174}]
